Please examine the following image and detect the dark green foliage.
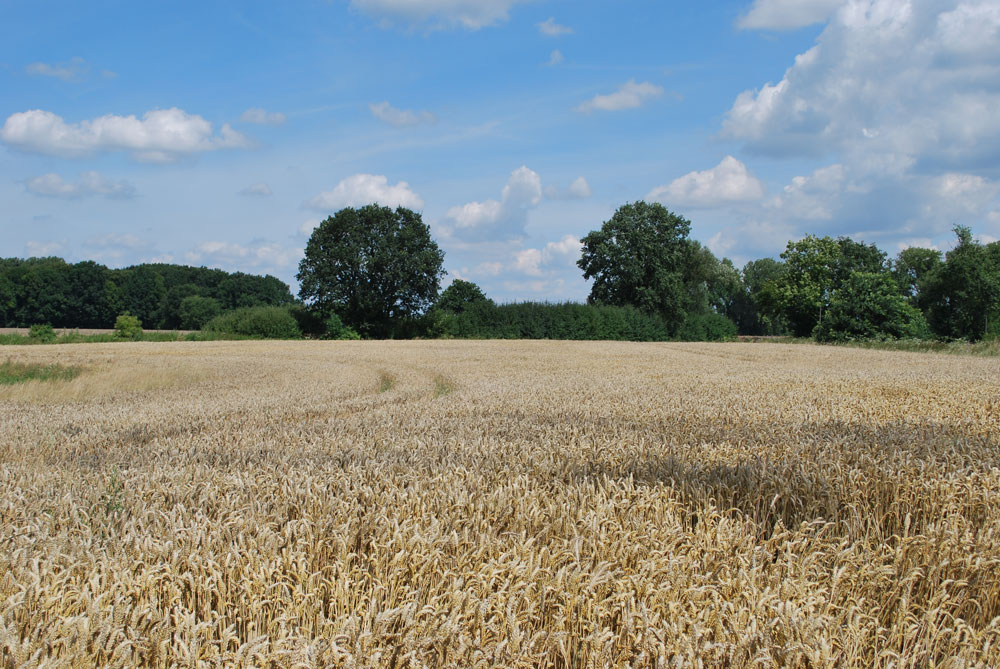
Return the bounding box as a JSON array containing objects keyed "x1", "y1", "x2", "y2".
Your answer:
[
  {"x1": 297, "y1": 205, "x2": 446, "y2": 338},
  {"x1": 113, "y1": 313, "x2": 144, "y2": 340},
  {"x1": 676, "y1": 313, "x2": 738, "y2": 342},
  {"x1": 28, "y1": 323, "x2": 57, "y2": 343},
  {"x1": 435, "y1": 280, "x2": 492, "y2": 314},
  {"x1": 441, "y1": 301, "x2": 672, "y2": 341},
  {"x1": 737, "y1": 258, "x2": 789, "y2": 335},
  {"x1": 178, "y1": 296, "x2": 221, "y2": 330},
  {"x1": 919, "y1": 227, "x2": 1000, "y2": 341},
  {"x1": 0, "y1": 256, "x2": 293, "y2": 330},
  {"x1": 204, "y1": 306, "x2": 302, "y2": 339},
  {"x1": 578, "y1": 201, "x2": 691, "y2": 333},
  {"x1": 892, "y1": 247, "x2": 942, "y2": 302},
  {"x1": 323, "y1": 313, "x2": 361, "y2": 340},
  {"x1": 770, "y1": 235, "x2": 889, "y2": 337},
  {"x1": 813, "y1": 272, "x2": 929, "y2": 342},
  {"x1": 287, "y1": 305, "x2": 327, "y2": 338}
]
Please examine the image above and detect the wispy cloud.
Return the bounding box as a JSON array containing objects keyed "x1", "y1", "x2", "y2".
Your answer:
[
  {"x1": 369, "y1": 101, "x2": 436, "y2": 127},
  {"x1": 575, "y1": 80, "x2": 664, "y2": 113},
  {"x1": 537, "y1": 17, "x2": 573, "y2": 36}
]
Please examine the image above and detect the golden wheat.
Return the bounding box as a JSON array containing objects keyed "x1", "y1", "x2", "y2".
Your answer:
[{"x1": 1, "y1": 340, "x2": 998, "y2": 667}]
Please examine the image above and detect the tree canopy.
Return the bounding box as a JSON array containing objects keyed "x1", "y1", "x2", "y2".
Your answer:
[
  {"x1": 577, "y1": 201, "x2": 692, "y2": 332},
  {"x1": 297, "y1": 205, "x2": 445, "y2": 338}
]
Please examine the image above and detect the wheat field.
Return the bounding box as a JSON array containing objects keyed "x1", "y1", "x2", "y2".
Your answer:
[{"x1": 1, "y1": 340, "x2": 998, "y2": 667}]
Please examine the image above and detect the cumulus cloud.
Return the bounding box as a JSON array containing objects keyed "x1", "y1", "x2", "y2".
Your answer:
[
  {"x1": 305, "y1": 174, "x2": 424, "y2": 211},
  {"x1": 738, "y1": 0, "x2": 844, "y2": 30},
  {"x1": 0, "y1": 108, "x2": 250, "y2": 161},
  {"x1": 369, "y1": 101, "x2": 436, "y2": 127},
  {"x1": 546, "y1": 50, "x2": 564, "y2": 66},
  {"x1": 537, "y1": 17, "x2": 573, "y2": 36},
  {"x1": 544, "y1": 176, "x2": 592, "y2": 200},
  {"x1": 23, "y1": 171, "x2": 136, "y2": 200},
  {"x1": 239, "y1": 182, "x2": 272, "y2": 197},
  {"x1": 712, "y1": 1, "x2": 1000, "y2": 257},
  {"x1": 648, "y1": 156, "x2": 764, "y2": 208},
  {"x1": 446, "y1": 166, "x2": 542, "y2": 238},
  {"x1": 349, "y1": 0, "x2": 530, "y2": 29},
  {"x1": 575, "y1": 80, "x2": 664, "y2": 113},
  {"x1": 240, "y1": 108, "x2": 286, "y2": 125},
  {"x1": 25, "y1": 56, "x2": 91, "y2": 81},
  {"x1": 509, "y1": 236, "x2": 583, "y2": 278},
  {"x1": 722, "y1": 1, "x2": 1000, "y2": 170}
]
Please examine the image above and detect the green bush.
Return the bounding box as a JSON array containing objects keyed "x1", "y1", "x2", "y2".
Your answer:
[
  {"x1": 442, "y1": 301, "x2": 671, "y2": 341},
  {"x1": 113, "y1": 313, "x2": 144, "y2": 340},
  {"x1": 323, "y1": 313, "x2": 361, "y2": 340},
  {"x1": 28, "y1": 323, "x2": 56, "y2": 343},
  {"x1": 288, "y1": 305, "x2": 327, "y2": 338},
  {"x1": 178, "y1": 296, "x2": 221, "y2": 330},
  {"x1": 813, "y1": 272, "x2": 930, "y2": 342},
  {"x1": 676, "y1": 313, "x2": 738, "y2": 342},
  {"x1": 203, "y1": 306, "x2": 302, "y2": 339}
]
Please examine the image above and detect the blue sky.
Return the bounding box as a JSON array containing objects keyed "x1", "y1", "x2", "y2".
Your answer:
[{"x1": 3, "y1": 0, "x2": 999, "y2": 301}]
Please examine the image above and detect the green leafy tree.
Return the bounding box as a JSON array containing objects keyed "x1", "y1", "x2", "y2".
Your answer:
[
  {"x1": 813, "y1": 272, "x2": 929, "y2": 342},
  {"x1": 577, "y1": 201, "x2": 692, "y2": 333},
  {"x1": 435, "y1": 280, "x2": 492, "y2": 314},
  {"x1": 772, "y1": 235, "x2": 889, "y2": 337},
  {"x1": 297, "y1": 205, "x2": 446, "y2": 338},
  {"x1": 892, "y1": 247, "x2": 942, "y2": 302},
  {"x1": 178, "y1": 295, "x2": 221, "y2": 330},
  {"x1": 921, "y1": 226, "x2": 1000, "y2": 340},
  {"x1": 119, "y1": 266, "x2": 166, "y2": 327},
  {"x1": 739, "y1": 258, "x2": 789, "y2": 335}
]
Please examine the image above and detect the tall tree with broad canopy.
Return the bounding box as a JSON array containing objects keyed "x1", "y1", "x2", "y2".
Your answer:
[
  {"x1": 772, "y1": 235, "x2": 888, "y2": 337},
  {"x1": 577, "y1": 201, "x2": 692, "y2": 333},
  {"x1": 297, "y1": 205, "x2": 445, "y2": 338}
]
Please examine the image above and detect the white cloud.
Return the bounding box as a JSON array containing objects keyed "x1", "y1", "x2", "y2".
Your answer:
[
  {"x1": 447, "y1": 166, "x2": 542, "y2": 237},
  {"x1": 23, "y1": 171, "x2": 136, "y2": 200},
  {"x1": 513, "y1": 235, "x2": 582, "y2": 277},
  {"x1": 240, "y1": 108, "x2": 286, "y2": 125},
  {"x1": 184, "y1": 240, "x2": 301, "y2": 270},
  {"x1": 537, "y1": 17, "x2": 573, "y2": 36},
  {"x1": 575, "y1": 80, "x2": 664, "y2": 113},
  {"x1": 0, "y1": 108, "x2": 250, "y2": 161},
  {"x1": 738, "y1": 0, "x2": 844, "y2": 30},
  {"x1": 25, "y1": 57, "x2": 90, "y2": 81},
  {"x1": 712, "y1": 1, "x2": 1000, "y2": 256},
  {"x1": 298, "y1": 219, "x2": 322, "y2": 237},
  {"x1": 305, "y1": 174, "x2": 424, "y2": 211},
  {"x1": 648, "y1": 156, "x2": 764, "y2": 208},
  {"x1": 546, "y1": 49, "x2": 564, "y2": 66},
  {"x1": 722, "y1": 1, "x2": 1000, "y2": 169},
  {"x1": 369, "y1": 101, "x2": 436, "y2": 127},
  {"x1": 239, "y1": 182, "x2": 273, "y2": 197},
  {"x1": 765, "y1": 163, "x2": 850, "y2": 220},
  {"x1": 349, "y1": 0, "x2": 529, "y2": 29},
  {"x1": 544, "y1": 176, "x2": 591, "y2": 200}
]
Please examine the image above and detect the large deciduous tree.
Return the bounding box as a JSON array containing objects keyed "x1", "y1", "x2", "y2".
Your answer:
[
  {"x1": 297, "y1": 205, "x2": 445, "y2": 338},
  {"x1": 577, "y1": 201, "x2": 692, "y2": 333}
]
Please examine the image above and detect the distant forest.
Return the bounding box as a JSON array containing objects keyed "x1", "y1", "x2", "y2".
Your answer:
[{"x1": 0, "y1": 257, "x2": 292, "y2": 330}]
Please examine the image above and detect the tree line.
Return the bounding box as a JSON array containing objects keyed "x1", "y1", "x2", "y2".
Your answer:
[
  {"x1": 3, "y1": 202, "x2": 998, "y2": 342},
  {"x1": 298, "y1": 202, "x2": 1000, "y2": 342},
  {"x1": 0, "y1": 257, "x2": 293, "y2": 330}
]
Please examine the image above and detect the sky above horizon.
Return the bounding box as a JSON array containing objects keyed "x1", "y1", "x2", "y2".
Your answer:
[{"x1": 3, "y1": 0, "x2": 1000, "y2": 301}]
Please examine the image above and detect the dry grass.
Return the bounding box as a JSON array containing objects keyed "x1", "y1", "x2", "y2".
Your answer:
[{"x1": 1, "y1": 339, "x2": 998, "y2": 667}]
